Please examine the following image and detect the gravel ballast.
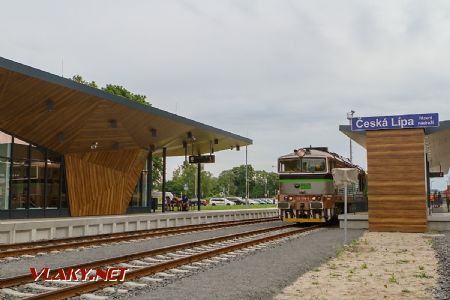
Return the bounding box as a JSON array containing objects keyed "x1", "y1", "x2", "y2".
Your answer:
[
  {"x1": 0, "y1": 221, "x2": 286, "y2": 278},
  {"x1": 432, "y1": 231, "x2": 450, "y2": 300},
  {"x1": 130, "y1": 228, "x2": 364, "y2": 300}
]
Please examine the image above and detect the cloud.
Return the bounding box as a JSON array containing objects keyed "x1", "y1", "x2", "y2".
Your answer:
[{"x1": 2, "y1": 0, "x2": 450, "y2": 188}]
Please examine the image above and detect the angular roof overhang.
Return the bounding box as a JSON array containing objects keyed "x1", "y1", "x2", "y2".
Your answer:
[
  {"x1": 339, "y1": 121, "x2": 450, "y2": 175},
  {"x1": 0, "y1": 57, "x2": 252, "y2": 156}
]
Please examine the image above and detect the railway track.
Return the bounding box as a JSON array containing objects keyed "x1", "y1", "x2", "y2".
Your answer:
[
  {"x1": 0, "y1": 217, "x2": 279, "y2": 259},
  {"x1": 0, "y1": 224, "x2": 320, "y2": 299}
]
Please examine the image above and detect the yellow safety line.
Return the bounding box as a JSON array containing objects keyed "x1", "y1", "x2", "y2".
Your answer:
[{"x1": 284, "y1": 218, "x2": 324, "y2": 223}]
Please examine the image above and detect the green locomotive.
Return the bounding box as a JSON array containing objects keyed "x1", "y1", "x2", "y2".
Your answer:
[{"x1": 277, "y1": 147, "x2": 367, "y2": 223}]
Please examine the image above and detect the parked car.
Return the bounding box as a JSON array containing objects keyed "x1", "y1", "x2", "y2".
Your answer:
[
  {"x1": 226, "y1": 197, "x2": 246, "y2": 205},
  {"x1": 261, "y1": 198, "x2": 273, "y2": 204},
  {"x1": 246, "y1": 199, "x2": 259, "y2": 205},
  {"x1": 189, "y1": 199, "x2": 208, "y2": 206},
  {"x1": 209, "y1": 198, "x2": 236, "y2": 206}
]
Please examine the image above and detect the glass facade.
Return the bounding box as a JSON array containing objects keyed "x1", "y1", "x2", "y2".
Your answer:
[
  {"x1": 128, "y1": 164, "x2": 157, "y2": 213},
  {"x1": 0, "y1": 130, "x2": 69, "y2": 219},
  {"x1": 129, "y1": 169, "x2": 149, "y2": 208},
  {"x1": 0, "y1": 128, "x2": 159, "y2": 218},
  {"x1": 0, "y1": 132, "x2": 11, "y2": 211}
]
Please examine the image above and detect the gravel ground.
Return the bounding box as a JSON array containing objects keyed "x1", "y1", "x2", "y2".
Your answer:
[
  {"x1": 128, "y1": 228, "x2": 364, "y2": 300},
  {"x1": 432, "y1": 231, "x2": 450, "y2": 300},
  {"x1": 277, "y1": 231, "x2": 438, "y2": 300},
  {"x1": 0, "y1": 221, "x2": 285, "y2": 278}
]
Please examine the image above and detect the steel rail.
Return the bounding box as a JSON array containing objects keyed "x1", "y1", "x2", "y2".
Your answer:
[
  {"x1": 0, "y1": 217, "x2": 278, "y2": 250},
  {"x1": 26, "y1": 225, "x2": 319, "y2": 300},
  {"x1": 0, "y1": 217, "x2": 279, "y2": 258},
  {"x1": 0, "y1": 224, "x2": 293, "y2": 288}
]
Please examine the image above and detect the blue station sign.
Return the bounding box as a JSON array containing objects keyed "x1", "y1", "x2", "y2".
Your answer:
[{"x1": 351, "y1": 113, "x2": 439, "y2": 131}]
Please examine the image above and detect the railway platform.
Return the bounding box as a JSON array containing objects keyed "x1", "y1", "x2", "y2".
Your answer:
[
  {"x1": 0, "y1": 208, "x2": 278, "y2": 244},
  {"x1": 338, "y1": 212, "x2": 450, "y2": 231}
]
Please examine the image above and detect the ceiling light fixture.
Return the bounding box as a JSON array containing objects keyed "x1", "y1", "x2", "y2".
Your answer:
[
  {"x1": 57, "y1": 132, "x2": 64, "y2": 142},
  {"x1": 109, "y1": 119, "x2": 118, "y2": 128},
  {"x1": 46, "y1": 99, "x2": 55, "y2": 112}
]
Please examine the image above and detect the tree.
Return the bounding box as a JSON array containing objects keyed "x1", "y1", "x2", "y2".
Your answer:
[
  {"x1": 216, "y1": 165, "x2": 278, "y2": 198},
  {"x1": 72, "y1": 75, "x2": 98, "y2": 88},
  {"x1": 217, "y1": 169, "x2": 237, "y2": 196},
  {"x1": 167, "y1": 162, "x2": 279, "y2": 199},
  {"x1": 250, "y1": 170, "x2": 279, "y2": 198},
  {"x1": 102, "y1": 84, "x2": 149, "y2": 106},
  {"x1": 71, "y1": 75, "x2": 150, "y2": 106},
  {"x1": 150, "y1": 155, "x2": 163, "y2": 191},
  {"x1": 167, "y1": 163, "x2": 218, "y2": 198}
]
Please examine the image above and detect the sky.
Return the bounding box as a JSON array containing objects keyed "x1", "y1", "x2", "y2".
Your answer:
[{"x1": 1, "y1": 0, "x2": 450, "y2": 189}]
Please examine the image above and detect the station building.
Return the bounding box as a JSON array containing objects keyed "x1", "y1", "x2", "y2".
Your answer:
[
  {"x1": 340, "y1": 115, "x2": 450, "y2": 233},
  {"x1": 0, "y1": 57, "x2": 252, "y2": 220}
]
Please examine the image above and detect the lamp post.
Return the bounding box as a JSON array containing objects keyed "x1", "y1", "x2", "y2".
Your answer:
[
  {"x1": 346, "y1": 110, "x2": 355, "y2": 162},
  {"x1": 264, "y1": 176, "x2": 268, "y2": 197},
  {"x1": 245, "y1": 145, "x2": 249, "y2": 205}
]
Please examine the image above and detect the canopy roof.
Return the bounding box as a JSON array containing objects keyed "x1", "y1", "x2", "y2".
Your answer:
[
  {"x1": 0, "y1": 57, "x2": 252, "y2": 156},
  {"x1": 340, "y1": 122, "x2": 450, "y2": 174}
]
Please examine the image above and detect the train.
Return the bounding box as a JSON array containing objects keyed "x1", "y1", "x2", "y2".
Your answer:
[{"x1": 277, "y1": 147, "x2": 367, "y2": 223}]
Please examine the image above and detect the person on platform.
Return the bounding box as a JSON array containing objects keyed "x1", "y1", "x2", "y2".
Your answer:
[
  {"x1": 165, "y1": 196, "x2": 172, "y2": 211},
  {"x1": 182, "y1": 195, "x2": 189, "y2": 211}
]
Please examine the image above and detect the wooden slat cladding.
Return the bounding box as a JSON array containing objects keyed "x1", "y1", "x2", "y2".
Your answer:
[
  {"x1": 367, "y1": 129, "x2": 427, "y2": 232},
  {"x1": 65, "y1": 149, "x2": 147, "y2": 216},
  {"x1": 0, "y1": 66, "x2": 251, "y2": 157}
]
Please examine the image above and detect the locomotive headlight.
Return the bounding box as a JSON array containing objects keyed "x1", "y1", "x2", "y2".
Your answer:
[
  {"x1": 288, "y1": 196, "x2": 293, "y2": 200},
  {"x1": 312, "y1": 197, "x2": 316, "y2": 200}
]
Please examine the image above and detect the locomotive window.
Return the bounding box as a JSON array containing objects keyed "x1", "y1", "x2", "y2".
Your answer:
[
  {"x1": 301, "y1": 158, "x2": 326, "y2": 173},
  {"x1": 279, "y1": 159, "x2": 301, "y2": 172},
  {"x1": 279, "y1": 158, "x2": 326, "y2": 173}
]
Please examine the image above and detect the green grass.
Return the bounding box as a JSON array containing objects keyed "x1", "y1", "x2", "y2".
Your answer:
[
  {"x1": 414, "y1": 272, "x2": 433, "y2": 279},
  {"x1": 344, "y1": 239, "x2": 361, "y2": 253},
  {"x1": 393, "y1": 249, "x2": 408, "y2": 254},
  {"x1": 388, "y1": 273, "x2": 398, "y2": 284},
  {"x1": 151, "y1": 204, "x2": 276, "y2": 212},
  {"x1": 336, "y1": 247, "x2": 345, "y2": 257},
  {"x1": 201, "y1": 204, "x2": 277, "y2": 210},
  {"x1": 396, "y1": 259, "x2": 410, "y2": 264}
]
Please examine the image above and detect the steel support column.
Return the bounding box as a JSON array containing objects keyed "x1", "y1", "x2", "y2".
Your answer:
[
  {"x1": 197, "y1": 162, "x2": 201, "y2": 211},
  {"x1": 162, "y1": 147, "x2": 167, "y2": 213},
  {"x1": 147, "y1": 150, "x2": 153, "y2": 213}
]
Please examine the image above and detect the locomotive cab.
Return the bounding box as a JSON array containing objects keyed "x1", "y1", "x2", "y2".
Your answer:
[{"x1": 277, "y1": 147, "x2": 366, "y2": 224}]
